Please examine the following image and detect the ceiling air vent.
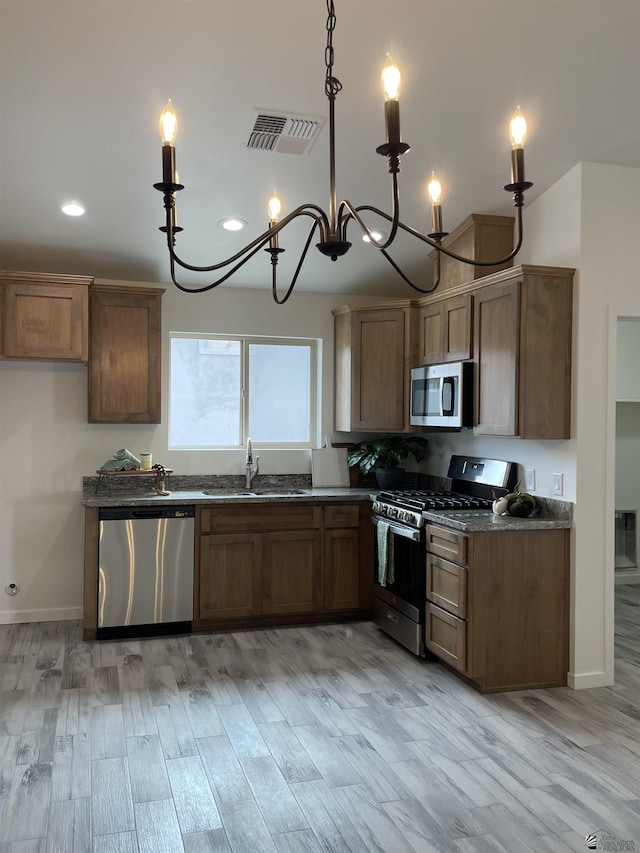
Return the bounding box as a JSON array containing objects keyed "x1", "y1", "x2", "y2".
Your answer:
[{"x1": 246, "y1": 109, "x2": 325, "y2": 156}]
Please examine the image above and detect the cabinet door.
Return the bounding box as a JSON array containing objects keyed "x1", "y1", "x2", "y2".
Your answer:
[
  {"x1": 352, "y1": 308, "x2": 406, "y2": 430},
  {"x1": 262, "y1": 530, "x2": 322, "y2": 615},
  {"x1": 89, "y1": 286, "x2": 162, "y2": 423},
  {"x1": 443, "y1": 294, "x2": 472, "y2": 362},
  {"x1": 418, "y1": 303, "x2": 444, "y2": 365},
  {"x1": 425, "y1": 602, "x2": 467, "y2": 672},
  {"x1": 3, "y1": 280, "x2": 89, "y2": 361},
  {"x1": 426, "y1": 554, "x2": 467, "y2": 618},
  {"x1": 324, "y1": 529, "x2": 359, "y2": 611},
  {"x1": 199, "y1": 533, "x2": 262, "y2": 619},
  {"x1": 474, "y1": 280, "x2": 520, "y2": 435}
]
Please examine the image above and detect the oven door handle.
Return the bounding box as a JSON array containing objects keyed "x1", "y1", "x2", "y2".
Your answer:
[{"x1": 372, "y1": 516, "x2": 421, "y2": 542}]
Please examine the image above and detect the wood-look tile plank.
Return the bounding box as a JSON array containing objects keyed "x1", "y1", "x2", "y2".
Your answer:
[
  {"x1": 240, "y1": 754, "x2": 308, "y2": 834},
  {"x1": 134, "y1": 798, "x2": 185, "y2": 853},
  {"x1": 90, "y1": 704, "x2": 126, "y2": 761},
  {"x1": 197, "y1": 735, "x2": 253, "y2": 804},
  {"x1": 333, "y1": 784, "x2": 424, "y2": 853},
  {"x1": 126, "y1": 734, "x2": 172, "y2": 803},
  {"x1": 336, "y1": 734, "x2": 412, "y2": 804},
  {"x1": 182, "y1": 828, "x2": 233, "y2": 853},
  {"x1": 263, "y1": 680, "x2": 317, "y2": 727},
  {"x1": 272, "y1": 829, "x2": 325, "y2": 853},
  {"x1": 217, "y1": 704, "x2": 271, "y2": 761},
  {"x1": 289, "y1": 778, "x2": 369, "y2": 853},
  {"x1": 51, "y1": 732, "x2": 91, "y2": 802},
  {"x1": 72, "y1": 797, "x2": 92, "y2": 853},
  {"x1": 46, "y1": 798, "x2": 74, "y2": 853},
  {"x1": 92, "y1": 833, "x2": 138, "y2": 853},
  {"x1": 90, "y1": 757, "x2": 135, "y2": 836},
  {"x1": 257, "y1": 720, "x2": 322, "y2": 784},
  {"x1": 0, "y1": 735, "x2": 20, "y2": 798},
  {"x1": 0, "y1": 762, "x2": 52, "y2": 843},
  {"x1": 179, "y1": 685, "x2": 226, "y2": 739},
  {"x1": 165, "y1": 755, "x2": 222, "y2": 833},
  {"x1": 218, "y1": 798, "x2": 278, "y2": 853},
  {"x1": 382, "y1": 797, "x2": 461, "y2": 853},
  {"x1": 153, "y1": 703, "x2": 198, "y2": 759},
  {"x1": 292, "y1": 725, "x2": 363, "y2": 789}
]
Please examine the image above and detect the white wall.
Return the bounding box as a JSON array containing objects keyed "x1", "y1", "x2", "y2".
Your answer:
[{"x1": 0, "y1": 284, "x2": 388, "y2": 623}]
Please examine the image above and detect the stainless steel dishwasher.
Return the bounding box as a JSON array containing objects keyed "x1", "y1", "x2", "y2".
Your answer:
[{"x1": 97, "y1": 505, "x2": 195, "y2": 639}]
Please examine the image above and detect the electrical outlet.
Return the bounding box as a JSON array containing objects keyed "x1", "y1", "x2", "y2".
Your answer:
[
  {"x1": 525, "y1": 468, "x2": 535, "y2": 491},
  {"x1": 553, "y1": 473, "x2": 564, "y2": 496}
]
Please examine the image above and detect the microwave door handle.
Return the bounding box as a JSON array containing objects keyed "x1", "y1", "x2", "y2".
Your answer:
[{"x1": 441, "y1": 376, "x2": 455, "y2": 416}]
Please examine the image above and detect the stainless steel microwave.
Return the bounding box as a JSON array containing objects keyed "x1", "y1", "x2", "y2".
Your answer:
[{"x1": 410, "y1": 361, "x2": 473, "y2": 428}]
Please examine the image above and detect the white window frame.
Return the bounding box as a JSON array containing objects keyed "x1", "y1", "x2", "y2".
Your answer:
[{"x1": 169, "y1": 331, "x2": 320, "y2": 450}]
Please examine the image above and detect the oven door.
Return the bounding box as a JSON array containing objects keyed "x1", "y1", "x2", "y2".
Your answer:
[{"x1": 371, "y1": 515, "x2": 425, "y2": 656}]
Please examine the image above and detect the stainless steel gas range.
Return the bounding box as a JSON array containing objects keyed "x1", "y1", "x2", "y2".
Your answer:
[{"x1": 371, "y1": 455, "x2": 517, "y2": 657}]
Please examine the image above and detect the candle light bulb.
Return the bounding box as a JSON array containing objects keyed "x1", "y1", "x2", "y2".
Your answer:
[
  {"x1": 427, "y1": 172, "x2": 442, "y2": 206},
  {"x1": 509, "y1": 106, "x2": 527, "y2": 149},
  {"x1": 268, "y1": 191, "x2": 282, "y2": 223},
  {"x1": 381, "y1": 54, "x2": 401, "y2": 101},
  {"x1": 159, "y1": 100, "x2": 177, "y2": 145}
]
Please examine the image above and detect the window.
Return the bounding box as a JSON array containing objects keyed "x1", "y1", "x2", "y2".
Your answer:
[{"x1": 169, "y1": 333, "x2": 319, "y2": 448}]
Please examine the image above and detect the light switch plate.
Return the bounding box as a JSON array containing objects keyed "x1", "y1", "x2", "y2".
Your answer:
[
  {"x1": 553, "y1": 472, "x2": 564, "y2": 496},
  {"x1": 525, "y1": 468, "x2": 535, "y2": 491}
]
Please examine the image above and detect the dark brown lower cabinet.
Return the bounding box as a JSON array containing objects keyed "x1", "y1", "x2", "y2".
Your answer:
[
  {"x1": 195, "y1": 501, "x2": 370, "y2": 631},
  {"x1": 425, "y1": 523, "x2": 570, "y2": 692},
  {"x1": 199, "y1": 533, "x2": 262, "y2": 619}
]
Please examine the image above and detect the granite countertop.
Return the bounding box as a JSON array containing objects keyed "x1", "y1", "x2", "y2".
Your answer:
[
  {"x1": 422, "y1": 507, "x2": 572, "y2": 532},
  {"x1": 82, "y1": 482, "x2": 376, "y2": 508}
]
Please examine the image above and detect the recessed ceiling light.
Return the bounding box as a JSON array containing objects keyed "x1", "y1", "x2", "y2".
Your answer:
[
  {"x1": 218, "y1": 218, "x2": 247, "y2": 232},
  {"x1": 362, "y1": 230, "x2": 387, "y2": 243},
  {"x1": 61, "y1": 202, "x2": 85, "y2": 217}
]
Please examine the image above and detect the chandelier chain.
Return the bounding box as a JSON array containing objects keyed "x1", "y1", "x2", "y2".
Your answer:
[{"x1": 324, "y1": 0, "x2": 342, "y2": 99}]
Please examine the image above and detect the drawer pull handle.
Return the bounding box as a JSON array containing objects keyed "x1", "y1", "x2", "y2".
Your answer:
[{"x1": 386, "y1": 611, "x2": 399, "y2": 624}]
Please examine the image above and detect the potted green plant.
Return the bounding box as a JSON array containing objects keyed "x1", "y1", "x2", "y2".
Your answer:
[{"x1": 348, "y1": 434, "x2": 429, "y2": 489}]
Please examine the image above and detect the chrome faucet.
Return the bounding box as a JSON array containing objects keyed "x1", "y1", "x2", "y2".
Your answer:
[{"x1": 245, "y1": 437, "x2": 259, "y2": 489}]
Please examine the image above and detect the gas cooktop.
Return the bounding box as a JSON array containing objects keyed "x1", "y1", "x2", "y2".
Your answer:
[
  {"x1": 371, "y1": 455, "x2": 518, "y2": 528},
  {"x1": 376, "y1": 489, "x2": 493, "y2": 511}
]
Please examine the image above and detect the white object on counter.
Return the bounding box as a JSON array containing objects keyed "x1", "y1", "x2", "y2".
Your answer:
[
  {"x1": 140, "y1": 453, "x2": 152, "y2": 470},
  {"x1": 311, "y1": 437, "x2": 350, "y2": 487}
]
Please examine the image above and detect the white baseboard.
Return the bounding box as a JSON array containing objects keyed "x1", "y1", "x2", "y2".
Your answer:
[
  {"x1": 0, "y1": 607, "x2": 83, "y2": 625},
  {"x1": 615, "y1": 569, "x2": 640, "y2": 585},
  {"x1": 567, "y1": 670, "x2": 612, "y2": 689}
]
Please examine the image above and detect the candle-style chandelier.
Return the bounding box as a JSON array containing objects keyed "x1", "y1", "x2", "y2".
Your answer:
[{"x1": 154, "y1": 0, "x2": 533, "y2": 304}]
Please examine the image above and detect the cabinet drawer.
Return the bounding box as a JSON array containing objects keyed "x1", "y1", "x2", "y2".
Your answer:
[
  {"x1": 425, "y1": 602, "x2": 467, "y2": 672},
  {"x1": 199, "y1": 504, "x2": 321, "y2": 534},
  {"x1": 426, "y1": 554, "x2": 467, "y2": 618},
  {"x1": 425, "y1": 524, "x2": 468, "y2": 565},
  {"x1": 324, "y1": 505, "x2": 359, "y2": 529}
]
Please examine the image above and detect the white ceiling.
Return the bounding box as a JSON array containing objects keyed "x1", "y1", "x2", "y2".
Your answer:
[{"x1": 1, "y1": 0, "x2": 639, "y2": 298}]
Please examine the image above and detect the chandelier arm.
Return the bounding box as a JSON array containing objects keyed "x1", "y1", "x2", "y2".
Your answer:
[
  {"x1": 378, "y1": 247, "x2": 443, "y2": 295},
  {"x1": 165, "y1": 205, "x2": 329, "y2": 274},
  {"x1": 271, "y1": 220, "x2": 321, "y2": 305},
  {"x1": 343, "y1": 204, "x2": 524, "y2": 268},
  {"x1": 336, "y1": 172, "x2": 402, "y2": 249},
  {"x1": 432, "y1": 204, "x2": 525, "y2": 267},
  {"x1": 168, "y1": 239, "x2": 270, "y2": 294}
]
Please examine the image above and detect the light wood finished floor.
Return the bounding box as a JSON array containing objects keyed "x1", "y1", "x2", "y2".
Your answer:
[{"x1": 1, "y1": 585, "x2": 639, "y2": 852}]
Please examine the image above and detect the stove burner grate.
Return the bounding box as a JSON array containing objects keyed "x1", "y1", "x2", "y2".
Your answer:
[{"x1": 376, "y1": 489, "x2": 493, "y2": 511}]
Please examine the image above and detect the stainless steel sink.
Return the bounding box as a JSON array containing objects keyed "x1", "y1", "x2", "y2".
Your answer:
[{"x1": 202, "y1": 488, "x2": 309, "y2": 497}]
